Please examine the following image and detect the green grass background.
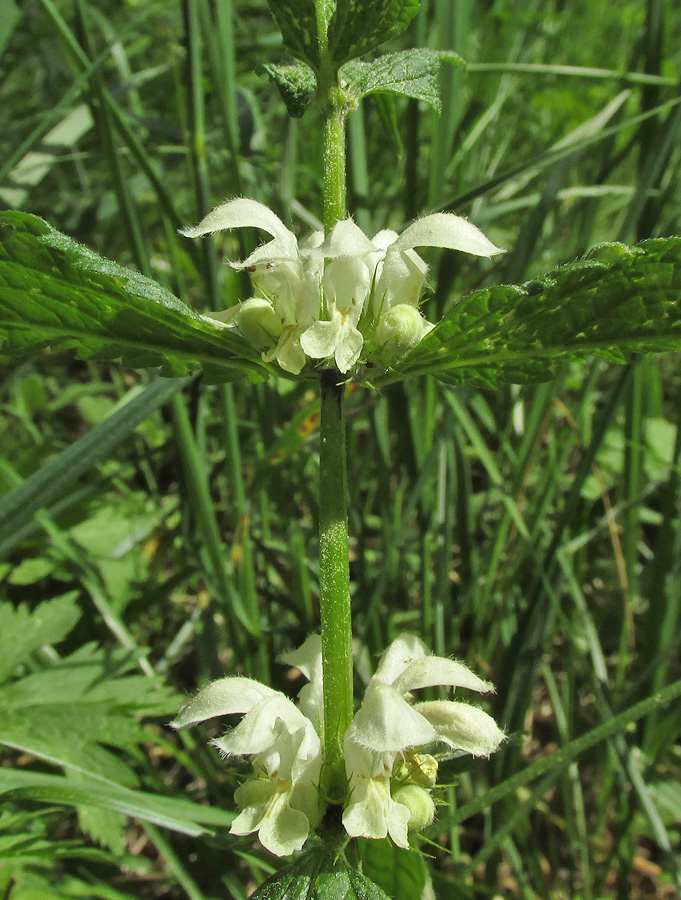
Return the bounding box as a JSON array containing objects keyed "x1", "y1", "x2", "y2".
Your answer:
[{"x1": 0, "y1": 0, "x2": 680, "y2": 898}]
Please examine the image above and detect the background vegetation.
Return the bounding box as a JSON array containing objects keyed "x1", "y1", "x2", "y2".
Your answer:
[{"x1": 1, "y1": 0, "x2": 680, "y2": 898}]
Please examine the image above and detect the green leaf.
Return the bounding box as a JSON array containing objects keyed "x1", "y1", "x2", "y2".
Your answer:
[
  {"x1": 330, "y1": 0, "x2": 421, "y2": 65},
  {"x1": 0, "y1": 597, "x2": 175, "y2": 799},
  {"x1": 264, "y1": 0, "x2": 322, "y2": 68},
  {"x1": 0, "y1": 769, "x2": 233, "y2": 837},
  {"x1": 319, "y1": 863, "x2": 392, "y2": 900},
  {"x1": 0, "y1": 376, "x2": 191, "y2": 557},
  {"x1": 76, "y1": 803, "x2": 125, "y2": 856},
  {"x1": 7, "y1": 556, "x2": 55, "y2": 585},
  {"x1": 264, "y1": 0, "x2": 420, "y2": 69},
  {"x1": 0, "y1": 595, "x2": 81, "y2": 684},
  {"x1": 248, "y1": 847, "x2": 321, "y2": 900},
  {"x1": 0, "y1": 597, "x2": 210, "y2": 847},
  {"x1": 342, "y1": 49, "x2": 464, "y2": 111},
  {"x1": 0, "y1": 212, "x2": 273, "y2": 383},
  {"x1": 358, "y1": 839, "x2": 431, "y2": 900},
  {"x1": 261, "y1": 62, "x2": 317, "y2": 118},
  {"x1": 249, "y1": 843, "x2": 391, "y2": 900},
  {"x1": 377, "y1": 237, "x2": 681, "y2": 388},
  {"x1": 0, "y1": 0, "x2": 21, "y2": 59}
]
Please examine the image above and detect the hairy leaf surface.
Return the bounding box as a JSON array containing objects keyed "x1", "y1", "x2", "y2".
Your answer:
[
  {"x1": 0, "y1": 212, "x2": 272, "y2": 382},
  {"x1": 358, "y1": 839, "x2": 431, "y2": 900},
  {"x1": 265, "y1": 0, "x2": 322, "y2": 67},
  {"x1": 376, "y1": 238, "x2": 681, "y2": 387},
  {"x1": 262, "y1": 62, "x2": 317, "y2": 117},
  {"x1": 330, "y1": 0, "x2": 420, "y2": 64},
  {"x1": 250, "y1": 844, "x2": 392, "y2": 899},
  {"x1": 342, "y1": 49, "x2": 463, "y2": 110}
]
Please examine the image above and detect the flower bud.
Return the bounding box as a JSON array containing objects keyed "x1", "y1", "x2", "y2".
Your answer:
[
  {"x1": 236, "y1": 298, "x2": 283, "y2": 350},
  {"x1": 373, "y1": 304, "x2": 429, "y2": 366},
  {"x1": 401, "y1": 752, "x2": 438, "y2": 788},
  {"x1": 393, "y1": 785, "x2": 436, "y2": 832}
]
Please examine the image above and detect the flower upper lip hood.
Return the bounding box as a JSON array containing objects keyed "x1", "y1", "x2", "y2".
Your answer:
[
  {"x1": 180, "y1": 198, "x2": 302, "y2": 266},
  {"x1": 370, "y1": 213, "x2": 503, "y2": 315},
  {"x1": 342, "y1": 634, "x2": 505, "y2": 848},
  {"x1": 348, "y1": 633, "x2": 505, "y2": 756},
  {"x1": 171, "y1": 633, "x2": 504, "y2": 854},
  {"x1": 181, "y1": 199, "x2": 324, "y2": 375},
  {"x1": 171, "y1": 635, "x2": 324, "y2": 857},
  {"x1": 181, "y1": 199, "x2": 504, "y2": 376}
]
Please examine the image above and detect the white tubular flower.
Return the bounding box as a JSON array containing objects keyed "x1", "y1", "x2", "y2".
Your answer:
[
  {"x1": 171, "y1": 635, "x2": 324, "y2": 857},
  {"x1": 280, "y1": 633, "x2": 324, "y2": 733},
  {"x1": 342, "y1": 740, "x2": 411, "y2": 848},
  {"x1": 342, "y1": 634, "x2": 505, "y2": 847},
  {"x1": 300, "y1": 220, "x2": 376, "y2": 373},
  {"x1": 181, "y1": 199, "x2": 503, "y2": 375},
  {"x1": 370, "y1": 213, "x2": 503, "y2": 317},
  {"x1": 181, "y1": 199, "x2": 323, "y2": 375}
]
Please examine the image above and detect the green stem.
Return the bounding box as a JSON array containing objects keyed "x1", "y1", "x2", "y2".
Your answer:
[
  {"x1": 317, "y1": 56, "x2": 352, "y2": 804},
  {"x1": 322, "y1": 90, "x2": 347, "y2": 230},
  {"x1": 319, "y1": 371, "x2": 354, "y2": 803}
]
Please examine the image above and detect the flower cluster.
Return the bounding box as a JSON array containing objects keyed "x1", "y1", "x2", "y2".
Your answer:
[
  {"x1": 181, "y1": 200, "x2": 502, "y2": 376},
  {"x1": 172, "y1": 634, "x2": 504, "y2": 856}
]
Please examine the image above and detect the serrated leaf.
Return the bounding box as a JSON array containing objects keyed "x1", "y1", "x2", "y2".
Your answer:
[
  {"x1": 342, "y1": 49, "x2": 464, "y2": 111},
  {"x1": 375, "y1": 237, "x2": 681, "y2": 388},
  {"x1": 358, "y1": 839, "x2": 432, "y2": 900},
  {"x1": 249, "y1": 847, "x2": 321, "y2": 900},
  {"x1": 249, "y1": 844, "x2": 392, "y2": 900},
  {"x1": 0, "y1": 600, "x2": 176, "y2": 804},
  {"x1": 75, "y1": 803, "x2": 126, "y2": 854},
  {"x1": 262, "y1": 62, "x2": 317, "y2": 117},
  {"x1": 330, "y1": 0, "x2": 420, "y2": 64},
  {"x1": 0, "y1": 212, "x2": 273, "y2": 383},
  {"x1": 0, "y1": 595, "x2": 81, "y2": 684},
  {"x1": 265, "y1": 0, "x2": 322, "y2": 68}
]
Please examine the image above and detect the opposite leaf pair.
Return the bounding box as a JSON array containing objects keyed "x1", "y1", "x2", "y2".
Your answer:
[{"x1": 171, "y1": 634, "x2": 505, "y2": 856}]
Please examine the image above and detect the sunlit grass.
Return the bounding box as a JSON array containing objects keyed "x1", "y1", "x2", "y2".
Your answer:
[{"x1": 0, "y1": 0, "x2": 680, "y2": 897}]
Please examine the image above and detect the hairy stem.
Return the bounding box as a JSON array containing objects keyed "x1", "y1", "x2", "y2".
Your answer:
[
  {"x1": 323, "y1": 100, "x2": 347, "y2": 231},
  {"x1": 319, "y1": 371, "x2": 353, "y2": 802},
  {"x1": 316, "y1": 53, "x2": 352, "y2": 803}
]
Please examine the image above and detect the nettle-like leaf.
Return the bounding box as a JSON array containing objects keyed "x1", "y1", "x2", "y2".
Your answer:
[
  {"x1": 261, "y1": 62, "x2": 317, "y2": 118},
  {"x1": 265, "y1": 0, "x2": 324, "y2": 68},
  {"x1": 342, "y1": 49, "x2": 464, "y2": 111},
  {"x1": 250, "y1": 843, "x2": 391, "y2": 900},
  {"x1": 358, "y1": 839, "x2": 431, "y2": 900},
  {"x1": 265, "y1": 0, "x2": 420, "y2": 70},
  {"x1": 0, "y1": 212, "x2": 274, "y2": 383},
  {"x1": 374, "y1": 237, "x2": 681, "y2": 388},
  {"x1": 330, "y1": 0, "x2": 421, "y2": 65},
  {"x1": 262, "y1": 49, "x2": 461, "y2": 119}
]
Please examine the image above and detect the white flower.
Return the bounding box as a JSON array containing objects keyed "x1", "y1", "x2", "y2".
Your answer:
[
  {"x1": 364, "y1": 214, "x2": 503, "y2": 366},
  {"x1": 301, "y1": 214, "x2": 502, "y2": 373},
  {"x1": 300, "y1": 221, "x2": 375, "y2": 372},
  {"x1": 181, "y1": 199, "x2": 323, "y2": 375},
  {"x1": 369, "y1": 214, "x2": 503, "y2": 317},
  {"x1": 342, "y1": 634, "x2": 505, "y2": 847},
  {"x1": 181, "y1": 200, "x2": 503, "y2": 376},
  {"x1": 171, "y1": 635, "x2": 324, "y2": 857}
]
